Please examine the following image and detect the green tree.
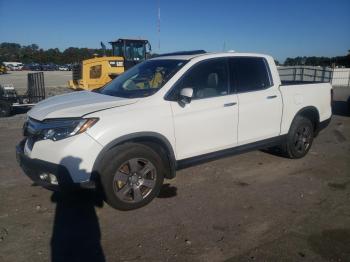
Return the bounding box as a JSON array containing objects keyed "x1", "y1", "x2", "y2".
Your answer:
[{"x1": 0, "y1": 42, "x2": 21, "y2": 62}]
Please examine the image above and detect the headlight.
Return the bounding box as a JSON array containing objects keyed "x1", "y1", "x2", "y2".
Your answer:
[{"x1": 40, "y1": 118, "x2": 98, "y2": 141}]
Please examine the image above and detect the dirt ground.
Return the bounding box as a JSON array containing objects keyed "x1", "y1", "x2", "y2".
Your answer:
[{"x1": 0, "y1": 86, "x2": 349, "y2": 262}]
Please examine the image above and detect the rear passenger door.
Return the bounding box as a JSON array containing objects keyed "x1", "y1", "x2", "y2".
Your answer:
[
  {"x1": 170, "y1": 58, "x2": 239, "y2": 160},
  {"x1": 229, "y1": 57, "x2": 282, "y2": 145}
]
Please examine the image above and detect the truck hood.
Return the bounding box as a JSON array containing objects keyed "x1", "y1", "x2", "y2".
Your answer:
[{"x1": 28, "y1": 91, "x2": 138, "y2": 121}]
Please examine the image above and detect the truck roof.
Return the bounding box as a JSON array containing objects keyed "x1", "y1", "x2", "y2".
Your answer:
[{"x1": 151, "y1": 52, "x2": 272, "y2": 61}]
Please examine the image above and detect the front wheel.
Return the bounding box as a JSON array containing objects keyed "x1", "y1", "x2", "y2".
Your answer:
[
  {"x1": 282, "y1": 116, "x2": 314, "y2": 159},
  {"x1": 99, "y1": 143, "x2": 164, "y2": 210}
]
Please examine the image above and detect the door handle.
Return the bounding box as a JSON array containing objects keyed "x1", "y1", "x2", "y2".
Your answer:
[
  {"x1": 224, "y1": 102, "x2": 237, "y2": 107},
  {"x1": 266, "y1": 95, "x2": 277, "y2": 99}
]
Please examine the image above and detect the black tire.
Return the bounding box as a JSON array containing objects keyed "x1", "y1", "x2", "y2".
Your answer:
[
  {"x1": 98, "y1": 143, "x2": 165, "y2": 210},
  {"x1": 281, "y1": 115, "x2": 314, "y2": 159},
  {"x1": 0, "y1": 101, "x2": 11, "y2": 117}
]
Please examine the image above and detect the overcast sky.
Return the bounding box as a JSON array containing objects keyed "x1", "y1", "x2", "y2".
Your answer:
[{"x1": 0, "y1": 0, "x2": 349, "y2": 62}]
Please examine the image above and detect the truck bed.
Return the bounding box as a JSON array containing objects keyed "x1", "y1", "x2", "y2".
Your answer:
[{"x1": 278, "y1": 82, "x2": 332, "y2": 135}]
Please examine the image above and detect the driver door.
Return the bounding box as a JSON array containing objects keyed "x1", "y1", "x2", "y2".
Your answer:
[{"x1": 170, "y1": 58, "x2": 239, "y2": 160}]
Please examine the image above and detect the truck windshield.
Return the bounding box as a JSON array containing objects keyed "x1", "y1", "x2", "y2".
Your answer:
[{"x1": 100, "y1": 59, "x2": 187, "y2": 98}]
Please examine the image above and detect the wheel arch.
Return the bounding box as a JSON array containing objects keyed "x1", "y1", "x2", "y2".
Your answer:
[
  {"x1": 92, "y1": 132, "x2": 177, "y2": 180},
  {"x1": 291, "y1": 106, "x2": 320, "y2": 136}
]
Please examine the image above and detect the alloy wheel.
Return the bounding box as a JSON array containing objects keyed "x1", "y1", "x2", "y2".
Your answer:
[
  {"x1": 293, "y1": 125, "x2": 312, "y2": 154},
  {"x1": 112, "y1": 158, "x2": 157, "y2": 203}
]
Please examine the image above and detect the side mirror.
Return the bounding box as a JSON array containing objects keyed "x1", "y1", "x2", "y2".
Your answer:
[{"x1": 178, "y1": 88, "x2": 193, "y2": 107}]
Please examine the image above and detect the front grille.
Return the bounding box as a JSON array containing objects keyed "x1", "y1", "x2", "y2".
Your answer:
[{"x1": 72, "y1": 63, "x2": 82, "y2": 81}]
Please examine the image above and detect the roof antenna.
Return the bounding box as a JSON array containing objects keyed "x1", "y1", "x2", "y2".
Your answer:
[{"x1": 157, "y1": 0, "x2": 161, "y2": 51}]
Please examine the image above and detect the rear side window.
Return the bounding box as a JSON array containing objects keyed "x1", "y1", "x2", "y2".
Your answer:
[{"x1": 229, "y1": 57, "x2": 272, "y2": 93}]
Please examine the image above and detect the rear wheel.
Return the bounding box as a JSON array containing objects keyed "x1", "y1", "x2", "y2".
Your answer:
[
  {"x1": 282, "y1": 116, "x2": 314, "y2": 159},
  {"x1": 0, "y1": 101, "x2": 11, "y2": 117},
  {"x1": 99, "y1": 143, "x2": 164, "y2": 210}
]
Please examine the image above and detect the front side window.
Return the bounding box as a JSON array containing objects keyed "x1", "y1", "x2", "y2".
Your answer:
[
  {"x1": 100, "y1": 59, "x2": 187, "y2": 98},
  {"x1": 175, "y1": 58, "x2": 229, "y2": 100},
  {"x1": 230, "y1": 57, "x2": 271, "y2": 93}
]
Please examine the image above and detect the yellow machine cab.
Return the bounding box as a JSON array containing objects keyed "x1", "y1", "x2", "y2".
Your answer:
[{"x1": 68, "y1": 38, "x2": 150, "y2": 91}]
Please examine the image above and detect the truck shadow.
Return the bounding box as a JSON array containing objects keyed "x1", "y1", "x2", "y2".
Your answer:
[
  {"x1": 50, "y1": 156, "x2": 105, "y2": 262},
  {"x1": 158, "y1": 183, "x2": 177, "y2": 198},
  {"x1": 49, "y1": 156, "x2": 177, "y2": 262},
  {"x1": 307, "y1": 229, "x2": 350, "y2": 261},
  {"x1": 332, "y1": 99, "x2": 350, "y2": 117}
]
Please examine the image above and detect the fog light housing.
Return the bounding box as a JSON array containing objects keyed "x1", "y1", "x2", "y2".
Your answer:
[
  {"x1": 39, "y1": 174, "x2": 49, "y2": 181},
  {"x1": 39, "y1": 173, "x2": 58, "y2": 185},
  {"x1": 49, "y1": 174, "x2": 58, "y2": 185}
]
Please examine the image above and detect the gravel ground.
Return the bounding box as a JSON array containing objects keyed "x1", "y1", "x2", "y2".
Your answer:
[{"x1": 0, "y1": 85, "x2": 349, "y2": 262}]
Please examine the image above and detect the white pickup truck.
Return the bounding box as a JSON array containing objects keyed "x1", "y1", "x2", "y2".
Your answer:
[{"x1": 16, "y1": 52, "x2": 332, "y2": 210}]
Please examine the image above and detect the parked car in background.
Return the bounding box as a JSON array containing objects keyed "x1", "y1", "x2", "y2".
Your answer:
[
  {"x1": 58, "y1": 65, "x2": 70, "y2": 71},
  {"x1": 21, "y1": 64, "x2": 30, "y2": 71},
  {"x1": 4, "y1": 62, "x2": 23, "y2": 71},
  {"x1": 16, "y1": 52, "x2": 332, "y2": 210},
  {"x1": 41, "y1": 63, "x2": 57, "y2": 71},
  {"x1": 22, "y1": 63, "x2": 42, "y2": 71}
]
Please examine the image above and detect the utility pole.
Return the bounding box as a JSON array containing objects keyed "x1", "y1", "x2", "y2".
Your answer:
[{"x1": 157, "y1": 0, "x2": 161, "y2": 51}]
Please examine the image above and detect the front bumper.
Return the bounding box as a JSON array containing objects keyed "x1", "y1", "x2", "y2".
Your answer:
[{"x1": 16, "y1": 140, "x2": 95, "y2": 190}]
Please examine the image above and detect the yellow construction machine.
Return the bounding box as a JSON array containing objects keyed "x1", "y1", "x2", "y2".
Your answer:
[
  {"x1": 68, "y1": 38, "x2": 151, "y2": 90},
  {"x1": 0, "y1": 63, "x2": 7, "y2": 74}
]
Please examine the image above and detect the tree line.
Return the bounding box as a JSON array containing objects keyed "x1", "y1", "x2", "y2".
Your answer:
[
  {"x1": 0, "y1": 42, "x2": 112, "y2": 65},
  {"x1": 0, "y1": 42, "x2": 349, "y2": 67},
  {"x1": 284, "y1": 52, "x2": 350, "y2": 67}
]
